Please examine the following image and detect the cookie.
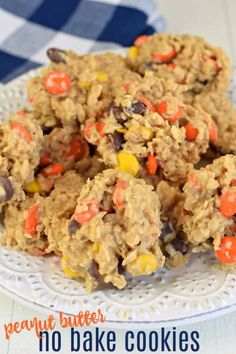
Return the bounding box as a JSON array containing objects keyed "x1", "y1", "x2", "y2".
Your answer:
[
  {"x1": 83, "y1": 75, "x2": 214, "y2": 184},
  {"x1": 127, "y1": 33, "x2": 230, "y2": 98},
  {"x1": 2, "y1": 171, "x2": 85, "y2": 256},
  {"x1": 193, "y1": 92, "x2": 236, "y2": 154},
  {"x1": 59, "y1": 169, "x2": 164, "y2": 291},
  {"x1": 182, "y1": 155, "x2": 236, "y2": 265},
  {"x1": 28, "y1": 50, "x2": 141, "y2": 132},
  {"x1": 0, "y1": 111, "x2": 43, "y2": 211},
  {"x1": 2, "y1": 194, "x2": 48, "y2": 256},
  {"x1": 42, "y1": 171, "x2": 85, "y2": 254}
]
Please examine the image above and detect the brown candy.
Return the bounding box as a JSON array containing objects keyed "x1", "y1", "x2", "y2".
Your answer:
[
  {"x1": 47, "y1": 48, "x2": 66, "y2": 64},
  {"x1": 130, "y1": 100, "x2": 147, "y2": 115},
  {"x1": 0, "y1": 177, "x2": 14, "y2": 202},
  {"x1": 68, "y1": 219, "x2": 81, "y2": 235},
  {"x1": 109, "y1": 131, "x2": 125, "y2": 151}
]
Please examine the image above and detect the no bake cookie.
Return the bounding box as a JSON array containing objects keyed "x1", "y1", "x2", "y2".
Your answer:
[
  {"x1": 60, "y1": 169, "x2": 164, "y2": 291},
  {"x1": 127, "y1": 33, "x2": 230, "y2": 99}
]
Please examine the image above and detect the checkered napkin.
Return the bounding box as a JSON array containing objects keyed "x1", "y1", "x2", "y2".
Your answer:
[{"x1": 0, "y1": 0, "x2": 165, "y2": 83}]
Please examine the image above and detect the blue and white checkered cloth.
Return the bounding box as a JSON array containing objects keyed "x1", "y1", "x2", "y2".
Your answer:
[{"x1": 0, "y1": 0, "x2": 165, "y2": 83}]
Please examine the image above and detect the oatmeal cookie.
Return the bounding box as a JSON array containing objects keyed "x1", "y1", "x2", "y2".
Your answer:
[
  {"x1": 59, "y1": 169, "x2": 164, "y2": 291},
  {"x1": 28, "y1": 50, "x2": 141, "y2": 132},
  {"x1": 40, "y1": 127, "x2": 90, "y2": 171},
  {"x1": 83, "y1": 76, "x2": 214, "y2": 184},
  {"x1": 2, "y1": 194, "x2": 48, "y2": 256},
  {"x1": 193, "y1": 92, "x2": 236, "y2": 154},
  {"x1": 127, "y1": 33, "x2": 230, "y2": 97},
  {"x1": 182, "y1": 155, "x2": 236, "y2": 264},
  {"x1": 23, "y1": 127, "x2": 106, "y2": 196},
  {"x1": 42, "y1": 171, "x2": 85, "y2": 254},
  {"x1": 2, "y1": 171, "x2": 85, "y2": 256},
  {"x1": 0, "y1": 111, "x2": 43, "y2": 211}
]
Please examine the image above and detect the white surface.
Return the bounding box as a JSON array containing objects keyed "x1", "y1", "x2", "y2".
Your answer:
[
  {"x1": 0, "y1": 0, "x2": 236, "y2": 353},
  {"x1": 2, "y1": 240, "x2": 236, "y2": 327}
]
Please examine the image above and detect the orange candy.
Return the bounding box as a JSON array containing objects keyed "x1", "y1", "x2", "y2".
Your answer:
[
  {"x1": 184, "y1": 123, "x2": 199, "y2": 141},
  {"x1": 96, "y1": 121, "x2": 106, "y2": 137},
  {"x1": 156, "y1": 101, "x2": 183, "y2": 122},
  {"x1": 203, "y1": 56, "x2": 222, "y2": 73},
  {"x1": 218, "y1": 191, "x2": 236, "y2": 218},
  {"x1": 63, "y1": 137, "x2": 89, "y2": 161},
  {"x1": 215, "y1": 236, "x2": 236, "y2": 263},
  {"x1": 146, "y1": 154, "x2": 158, "y2": 176},
  {"x1": 74, "y1": 199, "x2": 99, "y2": 224},
  {"x1": 16, "y1": 111, "x2": 26, "y2": 117},
  {"x1": 167, "y1": 63, "x2": 176, "y2": 71},
  {"x1": 83, "y1": 121, "x2": 106, "y2": 144},
  {"x1": 24, "y1": 204, "x2": 40, "y2": 236},
  {"x1": 122, "y1": 83, "x2": 129, "y2": 91},
  {"x1": 139, "y1": 97, "x2": 155, "y2": 112},
  {"x1": 11, "y1": 122, "x2": 32, "y2": 142},
  {"x1": 45, "y1": 71, "x2": 71, "y2": 95},
  {"x1": 83, "y1": 122, "x2": 95, "y2": 142},
  {"x1": 156, "y1": 101, "x2": 167, "y2": 116},
  {"x1": 134, "y1": 35, "x2": 149, "y2": 46},
  {"x1": 113, "y1": 180, "x2": 128, "y2": 208},
  {"x1": 188, "y1": 172, "x2": 202, "y2": 191},
  {"x1": 39, "y1": 152, "x2": 51, "y2": 167},
  {"x1": 152, "y1": 47, "x2": 176, "y2": 63},
  {"x1": 41, "y1": 164, "x2": 64, "y2": 177}
]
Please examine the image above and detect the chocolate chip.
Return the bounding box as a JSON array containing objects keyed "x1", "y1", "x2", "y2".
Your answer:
[
  {"x1": 130, "y1": 100, "x2": 147, "y2": 115},
  {"x1": 178, "y1": 118, "x2": 189, "y2": 128},
  {"x1": 118, "y1": 259, "x2": 124, "y2": 274},
  {"x1": 171, "y1": 238, "x2": 189, "y2": 255},
  {"x1": 161, "y1": 222, "x2": 174, "y2": 239},
  {"x1": 109, "y1": 131, "x2": 125, "y2": 151},
  {"x1": 107, "y1": 102, "x2": 115, "y2": 115},
  {"x1": 47, "y1": 48, "x2": 66, "y2": 63},
  {"x1": 108, "y1": 104, "x2": 126, "y2": 125},
  {"x1": 0, "y1": 177, "x2": 14, "y2": 202},
  {"x1": 42, "y1": 126, "x2": 54, "y2": 135},
  {"x1": 88, "y1": 261, "x2": 100, "y2": 280},
  {"x1": 145, "y1": 61, "x2": 154, "y2": 69},
  {"x1": 68, "y1": 219, "x2": 81, "y2": 235}
]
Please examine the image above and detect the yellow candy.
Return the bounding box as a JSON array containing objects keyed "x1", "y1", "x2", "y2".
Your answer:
[
  {"x1": 78, "y1": 81, "x2": 92, "y2": 88},
  {"x1": 96, "y1": 72, "x2": 108, "y2": 82},
  {"x1": 128, "y1": 46, "x2": 138, "y2": 59},
  {"x1": 62, "y1": 266, "x2": 81, "y2": 279},
  {"x1": 128, "y1": 253, "x2": 158, "y2": 276},
  {"x1": 25, "y1": 180, "x2": 41, "y2": 193},
  {"x1": 92, "y1": 243, "x2": 100, "y2": 253},
  {"x1": 116, "y1": 151, "x2": 140, "y2": 176},
  {"x1": 116, "y1": 127, "x2": 127, "y2": 134},
  {"x1": 140, "y1": 126, "x2": 154, "y2": 140},
  {"x1": 61, "y1": 258, "x2": 80, "y2": 278}
]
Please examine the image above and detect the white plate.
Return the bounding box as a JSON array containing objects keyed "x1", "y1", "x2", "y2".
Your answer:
[{"x1": 0, "y1": 67, "x2": 236, "y2": 328}]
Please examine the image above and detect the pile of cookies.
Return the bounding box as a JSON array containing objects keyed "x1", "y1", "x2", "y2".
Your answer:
[{"x1": 0, "y1": 33, "x2": 236, "y2": 291}]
